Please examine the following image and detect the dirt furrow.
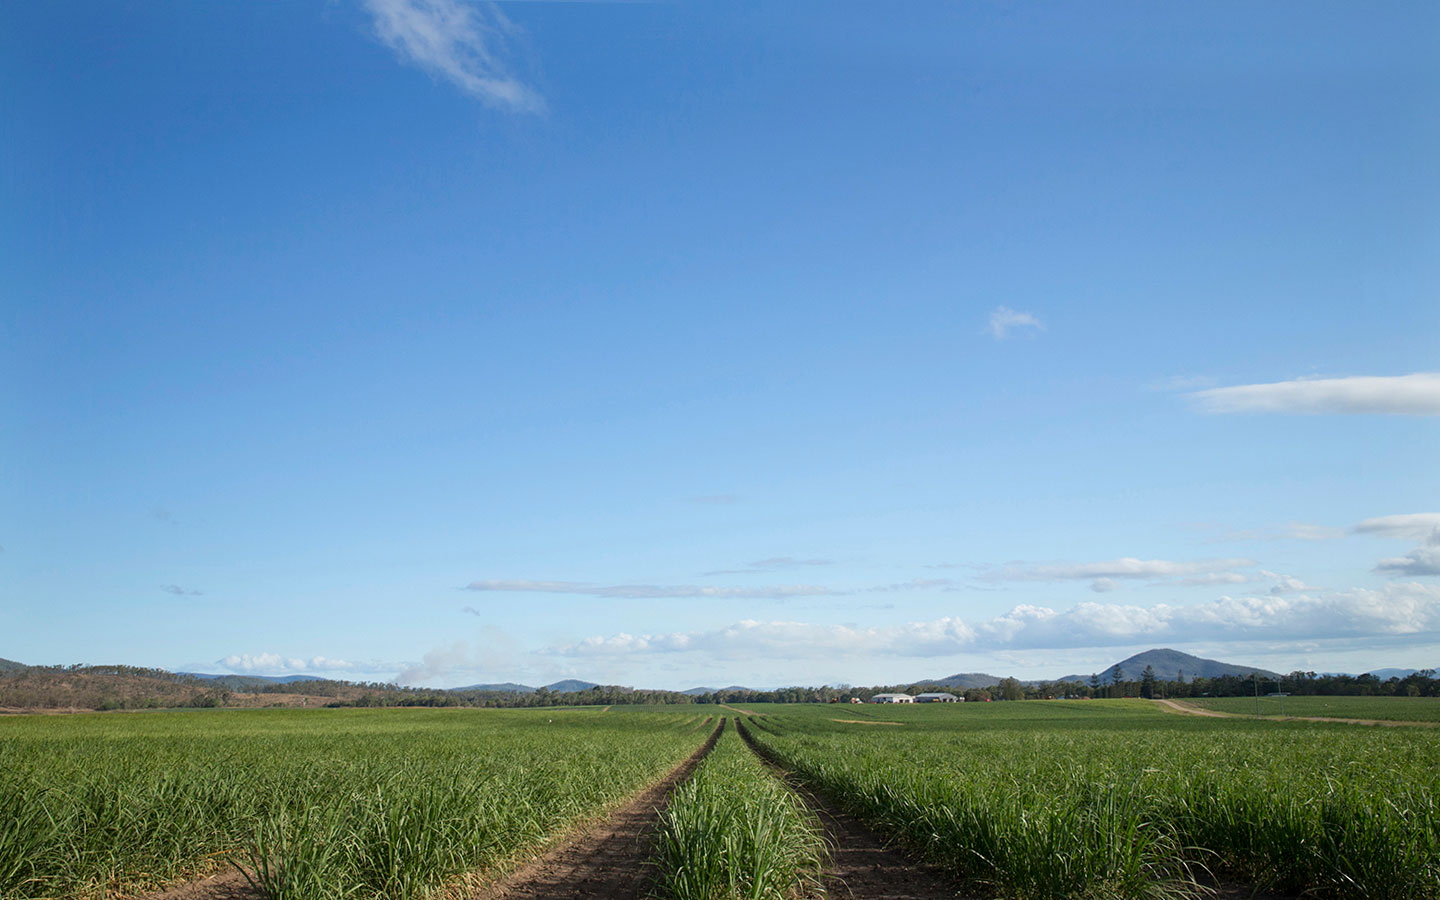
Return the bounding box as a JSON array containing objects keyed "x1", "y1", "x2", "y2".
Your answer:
[
  {"x1": 734, "y1": 719, "x2": 971, "y2": 900},
  {"x1": 474, "y1": 718, "x2": 725, "y2": 900}
]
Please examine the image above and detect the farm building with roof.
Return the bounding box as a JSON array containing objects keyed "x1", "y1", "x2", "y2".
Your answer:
[
  {"x1": 915, "y1": 692, "x2": 960, "y2": 702},
  {"x1": 871, "y1": 693, "x2": 914, "y2": 703}
]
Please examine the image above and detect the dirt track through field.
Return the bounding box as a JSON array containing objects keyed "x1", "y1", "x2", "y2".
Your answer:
[
  {"x1": 1154, "y1": 697, "x2": 1440, "y2": 727},
  {"x1": 735, "y1": 719, "x2": 975, "y2": 900},
  {"x1": 474, "y1": 718, "x2": 724, "y2": 900}
]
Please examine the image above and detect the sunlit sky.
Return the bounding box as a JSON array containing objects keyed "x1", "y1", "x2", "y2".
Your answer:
[{"x1": 4, "y1": 1, "x2": 1438, "y2": 689}]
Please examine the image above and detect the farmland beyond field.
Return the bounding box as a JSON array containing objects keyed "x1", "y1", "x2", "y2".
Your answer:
[{"x1": 1173, "y1": 694, "x2": 1440, "y2": 722}]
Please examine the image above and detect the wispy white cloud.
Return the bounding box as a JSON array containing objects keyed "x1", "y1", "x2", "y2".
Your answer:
[
  {"x1": 160, "y1": 583, "x2": 204, "y2": 596},
  {"x1": 470, "y1": 560, "x2": 1258, "y2": 603},
  {"x1": 556, "y1": 618, "x2": 980, "y2": 661},
  {"x1": 987, "y1": 306, "x2": 1044, "y2": 340},
  {"x1": 1258, "y1": 570, "x2": 1320, "y2": 595},
  {"x1": 1284, "y1": 523, "x2": 1348, "y2": 541},
  {"x1": 1189, "y1": 373, "x2": 1440, "y2": 415},
  {"x1": 1354, "y1": 513, "x2": 1440, "y2": 541},
  {"x1": 1211, "y1": 522, "x2": 1346, "y2": 542},
  {"x1": 981, "y1": 557, "x2": 1255, "y2": 592},
  {"x1": 464, "y1": 578, "x2": 840, "y2": 600},
  {"x1": 554, "y1": 582, "x2": 1440, "y2": 659},
  {"x1": 1147, "y1": 374, "x2": 1218, "y2": 392},
  {"x1": 703, "y1": 557, "x2": 833, "y2": 576},
  {"x1": 1180, "y1": 572, "x2": 1251, "y2": 587},
  {"x1": 366, "y1": 0, "x2": 543, "y2": 112},
  {"x1": 392, "y1": 627, "x2": 523, "y2": 686},
  {"x1": 220, "y1": 653, "x2": 366, "y2": 674}
]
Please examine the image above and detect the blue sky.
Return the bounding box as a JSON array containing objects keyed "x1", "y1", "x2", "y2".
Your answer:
[{"x1": 4, "y1": 0, "x2": 1438, "y2": 689}]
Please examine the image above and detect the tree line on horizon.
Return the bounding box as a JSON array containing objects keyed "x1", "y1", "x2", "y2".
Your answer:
[{"x1": 2, "y1": 662, "x2": 1437, "y2": 711}]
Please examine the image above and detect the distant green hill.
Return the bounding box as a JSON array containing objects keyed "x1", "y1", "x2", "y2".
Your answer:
[
  {"x1": 0, "y1": 657, "x2": 30, "y2": 674},
  {"x1": 447, "y1": 678, "x2": 603, "y2": 693},
  {"x1": 449, "y1": 682, "x2": 536, "y2": 693},
  {"x1": 543, "y1": 679, "x2": 601, "y2": 693},
  {"x1": 1061, "y1": 648, "x2": 1280, "y2": 684},
  {"x1": 921, "y1": 672, "x2": 1003, "y2": 690},
  {"x1": 179, "y1": 673, "x2": 328, "y2": 690}
]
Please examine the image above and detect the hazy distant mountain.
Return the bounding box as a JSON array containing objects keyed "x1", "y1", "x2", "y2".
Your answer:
[
  {"x1": 1060, "y1": 648, "x2": 1279, "y2": 684},
  {"x1": 920, "y1": 672, "x2": 1004, "y2": 690},
  {"x1": 182, "y1": 672, "x2": 327, "y2": 687},
  {"x1": 447, "y1": 679, "x2": 609, "y2": 693},
  {"x1": 0, "y1": 657, "x2": 29, "y2": 674},
  {"x1": 449, "y1": 682, "x2": 536, "y2": 693},
  {"x1": 1366, "y1": 667, "x2": 1430, "y2": 680},
  {"x1": 682, "y1": 685, "x2": 753, "y2": 695},
  {"x1": 544, "y1": 679, "x2": 600, "y2": 693}
]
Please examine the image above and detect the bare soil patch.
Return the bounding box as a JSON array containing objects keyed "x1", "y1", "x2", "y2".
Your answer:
[
  {"x1": 140, "y1": 867, "x2": 260, "y2": 900},
  {"x1": 1154, "y1": 699, "x2": 1232, "y2": 718},
  {"x1": 471, "y1": 719, "x2": 724, "y2": 900}
]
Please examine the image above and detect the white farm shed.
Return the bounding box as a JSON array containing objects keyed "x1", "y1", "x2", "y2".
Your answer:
[
  {"x1": 871, "y1": 693, "x2": 914, "y2": 703},
  {"x1": 915, "y1": 692, "x2": 960, "y2": 702}
]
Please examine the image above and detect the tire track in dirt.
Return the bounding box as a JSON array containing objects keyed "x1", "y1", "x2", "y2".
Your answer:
[
  {"x1": 734, "y1": 719, "x2": 974, "y2": 900},
  {"x1": 474, "y1": 718, "x2": 725, "y2": 900}
]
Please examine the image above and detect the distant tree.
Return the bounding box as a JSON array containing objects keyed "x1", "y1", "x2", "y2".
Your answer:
[
  {"x1": 999, "y1": 677, "x2": 1023, "y2": 701},
  {"x1": 1140, "y1": 665, "x2": 1157, "y2": 699}
]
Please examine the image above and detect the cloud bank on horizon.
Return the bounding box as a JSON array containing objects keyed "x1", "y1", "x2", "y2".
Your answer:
[
  {"x1": 219, "y1": 579, "x2": 1440, "y2": 685},
  {"x1": 555, "y1": 581, "x2": 1440, "y2": 661},
  {"x1": 215, "y1": 511, "x2": 1440, "y2": 685}
]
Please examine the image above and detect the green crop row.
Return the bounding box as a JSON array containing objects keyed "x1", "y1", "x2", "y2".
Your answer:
[
  {"x1": 742, "y1": 702, "x2": 1440, "y2": 900},
  {"x1": 0, "y1": 707, "x2": 707, "y2": 900},
  {"x1": 650, "y1": 720, "x2": 826, "y2": 900}
]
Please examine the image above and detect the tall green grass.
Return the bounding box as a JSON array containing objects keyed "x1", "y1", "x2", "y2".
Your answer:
[
  {"x1": 742, "y1": 702, "x2": 1440, "y2": 900},
  {"x1": 651, "y1": 721, "x2": 826, "y2": 900},
  {"x1": 0, "y1": 707, "x2": 705, "y2": 900}
]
